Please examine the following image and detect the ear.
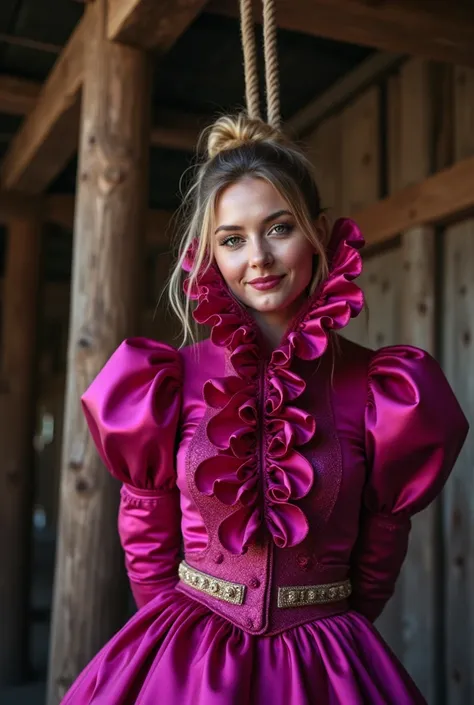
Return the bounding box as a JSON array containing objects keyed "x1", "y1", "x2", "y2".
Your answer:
[{"x1": 314, "y1": 212, "x2": 331, "y2": 246}]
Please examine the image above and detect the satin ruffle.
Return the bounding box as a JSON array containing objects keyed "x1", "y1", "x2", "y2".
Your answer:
[{"x1": 190, "y1": 218, "x2": 365, "y2": 554}]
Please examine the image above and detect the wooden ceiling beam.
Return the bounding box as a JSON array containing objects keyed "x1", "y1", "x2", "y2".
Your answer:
[
  {"x1": 0, "y1": 75, "x2": 41, "y2": 116},
  {"x1": 0, "y1": 192, "x2": 174, "y2": 246},
  {"x1": 151, "y1": 108, "x2": 208, "y2": 151},
  {"x1": 0, "y1": 190, "x2": 43, "y2": 221},
  {"x1": 107, "y1": 0, "x2": 210, "y2": 50},
  {"x1": 288, "y1": 52, "x2": 404, "y2": 137},
  {"x1": 0, "y1": 16, "x2": 89, "y2": 194},
  {"x1": 0, "y1": 74, "x2": 207, "y2": 151},
  {"x1": 0, "y1": 1, "x2": 211, "y2": 193},
  {"x1": 355, "y1": 155, "x2": 474, "y2": 246},
  {"x1": 208, "y1": 0, "x2": 474, "y2": 68},
  {"x1": 45, "y1": 194, "x2": 174, "y2": 245}
]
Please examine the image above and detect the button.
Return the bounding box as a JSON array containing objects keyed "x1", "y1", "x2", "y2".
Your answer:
[
  {"x1": 214, "y1": 553, "x2": 224, "y2": 564},
  {"x1": 245, "y1": 618, "x2": 254, "y2": 629},
  {"x1": 249, "y1": 577, "x2": 260, "y2": 589}
]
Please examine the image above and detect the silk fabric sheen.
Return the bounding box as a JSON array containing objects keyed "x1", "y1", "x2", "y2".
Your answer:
[{"x1": 63, "y1": 219, "x2": 468, "y2": 704}]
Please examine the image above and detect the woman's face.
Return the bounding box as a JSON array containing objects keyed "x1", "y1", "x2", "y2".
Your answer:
[{"x1": 213, "y1": 177, "x2": 317, "y2": 330}]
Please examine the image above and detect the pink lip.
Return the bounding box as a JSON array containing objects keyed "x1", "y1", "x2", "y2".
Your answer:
[{"x1": 248, "y1": 275, "x2": 285, "y2": 291}]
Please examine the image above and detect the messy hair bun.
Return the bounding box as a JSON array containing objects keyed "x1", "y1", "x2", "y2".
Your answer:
[{"x1": 205, "y1": 113, "x2": 287, "y2": 159}]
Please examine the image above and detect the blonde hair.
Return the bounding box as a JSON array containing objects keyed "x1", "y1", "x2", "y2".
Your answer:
[{"x1": 168, "y1": 113, "x2": 330, "y2": 346}]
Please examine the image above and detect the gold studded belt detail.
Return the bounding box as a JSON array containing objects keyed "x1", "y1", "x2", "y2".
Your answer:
[
  {"x1": 277, "y1": 580, "x2": 352, "y2": 608},
  {"x1": 179, "y1": 561, "x2": 351, "y2": 610},
  {"x1": 179, "y1": 561, "x2": 246, "y2": 605}
]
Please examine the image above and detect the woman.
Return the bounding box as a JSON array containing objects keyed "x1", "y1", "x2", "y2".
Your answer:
[{"x1": 64, "y1": 114, "x2": 468, "y2": 704}]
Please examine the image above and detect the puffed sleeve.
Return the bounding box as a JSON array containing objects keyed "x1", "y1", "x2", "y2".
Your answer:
[
  {"x1": 349, "y1": 345, "x2": 469, "y2": 622},
  {"x1": 81, "y1": 337, "x2": 182, "y2": 609}
]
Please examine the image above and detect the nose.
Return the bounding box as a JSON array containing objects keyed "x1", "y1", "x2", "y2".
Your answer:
[{"x1": 249, "y1": 238, "x2": 273, "y2": 269}]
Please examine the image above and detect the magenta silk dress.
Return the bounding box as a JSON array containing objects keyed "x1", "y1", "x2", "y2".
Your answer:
[{"x1": 63, "y1": 219, "x2": 468, "y2": 705}]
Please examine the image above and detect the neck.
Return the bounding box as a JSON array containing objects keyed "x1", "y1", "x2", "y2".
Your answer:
[{"x1": 249, "y1": 294, "x2": 307, "y2": 351}]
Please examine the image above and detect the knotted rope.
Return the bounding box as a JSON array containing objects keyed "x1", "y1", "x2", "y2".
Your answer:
[{"x1": 239, "y1": 0, "x2": 280, "y2": 128}]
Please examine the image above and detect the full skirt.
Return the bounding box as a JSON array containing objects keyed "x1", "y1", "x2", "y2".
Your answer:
[{"x1": 61, "y1": 584, "x2": 425, "y2": 705}]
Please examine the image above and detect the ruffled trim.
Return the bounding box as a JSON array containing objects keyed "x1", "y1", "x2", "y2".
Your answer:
[{"x1": 188, "y1": 218, "x2": 364, "y2": 554}]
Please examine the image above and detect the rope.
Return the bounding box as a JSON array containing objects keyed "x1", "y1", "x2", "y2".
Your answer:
[
  {"x1": 239, "y1": 0, "x2": 261, "y2": 119},
  {"x1": 262, "y1": 0, "x2": 280, "y2": 128}
]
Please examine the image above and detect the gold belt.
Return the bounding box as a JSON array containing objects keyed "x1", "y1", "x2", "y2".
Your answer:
[{"x1": 179, "y1": 561, "x2": 351, "y2": 608}]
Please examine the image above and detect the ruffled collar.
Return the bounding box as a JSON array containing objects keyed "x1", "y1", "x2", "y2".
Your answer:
[
  {"x1": 184, "y1": 218, "x2": 365, "y2": 554},
  {"x1": 186, "y1": 218, "x2": 364, "y2": 363}
]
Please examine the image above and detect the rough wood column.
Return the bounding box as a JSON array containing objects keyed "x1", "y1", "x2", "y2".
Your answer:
[
  {"x1": 0, "y1": 215, "x2": 41, "y2": 684},
  {"x1": 46, "y1": 0, "x2": 152, "y2": 702}
]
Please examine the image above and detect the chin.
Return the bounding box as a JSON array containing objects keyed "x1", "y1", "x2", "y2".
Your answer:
[{"x1": 248, "y1": 293, "x2": 298, "y2": 315}]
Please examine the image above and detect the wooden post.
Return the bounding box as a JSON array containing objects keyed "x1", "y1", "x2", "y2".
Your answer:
[
  {"x1": 443, "y1": 65, "x2": 474, "y2": 705},
  {"x1": 0, "y1": 215, "x2": 41, "y2": 684},
  {"x1": 46, "y1": 0, "x2": 152, "y2": 702}
]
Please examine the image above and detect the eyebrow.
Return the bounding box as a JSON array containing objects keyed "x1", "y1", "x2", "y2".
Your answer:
[{"x1": 214, "y1": 209, "x2": 293, "y2": 235}]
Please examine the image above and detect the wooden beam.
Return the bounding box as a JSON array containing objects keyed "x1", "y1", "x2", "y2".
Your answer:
[
  {"x1": 0, "y1": 77, "x2": 208, "y2": 152},
  {"x1": 150, "y1": 109, "x2": 207, "y2": 151},
  {"x1": 289, "y1": 52, "x2": 404, "y2": 136},
  {"x1": 0, "y1": 32, "x2": 61, "y2": 55},
  {"x1": 44, "y1": 194, "x2": 174, "y2": 244},
  {"x1": 47, "y1": 0, "x2": 151, "y2": 697},
  {"x1": 0, "y1": 214, "x2": 41, "y2": 684},
  {"x1": 108, "y1": 0, "x2": 210, "y2": 50},
  {"x1": 0, "y1": 190, "x2": 43, "y2": 221},
  {"x1": 354, "y1": 155, "x2": 474, "y2": 246},
  {"x1": 0, "y1": 75, "x2": 41, "y2": 116},
  {"x1": 208, "y1": 0, "x2": 474, "y2": 68},
  {"x1": 0, "y1": 192, "x2": 174, "y2": 246},
  {"x1": 0, "y1": 17, "x2": 88, "y2": 194}
]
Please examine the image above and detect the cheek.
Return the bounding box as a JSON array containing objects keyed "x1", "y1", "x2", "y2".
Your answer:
[
  {"x1": 214, "y1": 250, "x2": 246, "y2": 287},
  {"x1": 284, "y1": 242, "x2": 315, "y2": 282}
]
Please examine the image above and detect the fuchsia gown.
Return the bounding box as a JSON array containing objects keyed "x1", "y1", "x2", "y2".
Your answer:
[{"x1": 63, "y1": 219, "x2": 468, "y2": 704}]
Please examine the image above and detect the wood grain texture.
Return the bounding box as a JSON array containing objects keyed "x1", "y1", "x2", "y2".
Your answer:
[
  {"x1": 340, "y1": 86, "x2": 380, "y2": 215},
  {"x1": 353, "y1": 154, "x2": 474, "y2": 245},
  {"x1": 0, "y1": 16, "x2": 89, "y2": 194},
  {"x1": 442, "y1": 221, "x2": 474, "y2": 705},
  {"x1": 305, "y1": 114, "x2": 342, "y2": 222},
  {"x1": 108, "y1": 0, "x2": 209, "y2": 50},
  {"x1": 0, "y1": 75, "x2": 41, "y2": 116},
  {"x1": 46, "y1": 1, "x2": 152, "y2": 701},
  {"x1": 0, "y1": 74, "x2": 207, "y2": 151},
  {"x1": 208, "y1": 0, "x2": 474, "y2": 67},
  {"x1": 442, "y1": 60, "x2": 474, "y2": 705},
  {"x1": 288, "y1": 52, "x2": 404, "y2": 137},
  {"x1": 396, "y1": 59, "x2": 438, "y2": 704}
]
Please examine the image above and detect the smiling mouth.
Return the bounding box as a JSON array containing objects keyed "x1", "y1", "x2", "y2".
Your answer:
[{"x1": 248, "y1": 275, "x2": 285, "y2": 291}]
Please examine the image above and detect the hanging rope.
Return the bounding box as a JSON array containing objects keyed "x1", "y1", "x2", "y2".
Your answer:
[
  {"x1": 239, "y1": 0, "x2": 281, "y2": 128},
  {"x1": 239, "y1": 0, "x2": 261, "y2": 119},
  {"x1": 262, "y1": 0, "x2": 280, "y2": 128}
]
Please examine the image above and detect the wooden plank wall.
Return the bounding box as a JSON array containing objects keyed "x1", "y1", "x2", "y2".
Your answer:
[
  {"x1": 442, "y1": 65, "x2": 474, "y2": 705},
  {"x1": 307, "y1": 57, "x2": 473, "y2": 703},
  {"x1": 396, "y1": 59, "x2": 438, "y2": 701}
]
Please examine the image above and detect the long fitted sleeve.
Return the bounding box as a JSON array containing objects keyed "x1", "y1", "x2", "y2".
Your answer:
[
  {"x1": 350, "y1": 345, "x2": 469, "y2": 622},
  {"x1": 81, "y1": 337, "x2": 183, "y2": 609}
]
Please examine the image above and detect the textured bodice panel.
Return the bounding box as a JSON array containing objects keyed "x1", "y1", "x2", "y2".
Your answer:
[{"x1": 175, "y1": 338, "x2": 370, "y2": 633}]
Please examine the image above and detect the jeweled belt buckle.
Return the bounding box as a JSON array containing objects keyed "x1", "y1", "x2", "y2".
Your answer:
[
  {"x1": 179, "y1": 560, "x2": 246, "y2": 605},
  {"x1": 277, "y1": 579, "x2": 352, "y2": 608}
]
